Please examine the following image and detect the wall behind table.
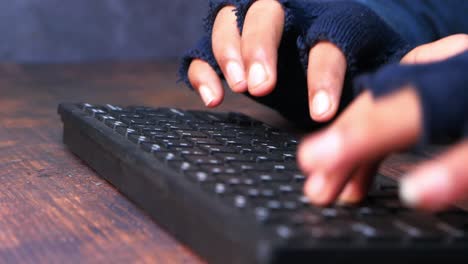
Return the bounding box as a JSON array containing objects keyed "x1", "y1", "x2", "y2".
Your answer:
[{"x1": 0, "y1": 0, "x2": 207, "y2": 62}]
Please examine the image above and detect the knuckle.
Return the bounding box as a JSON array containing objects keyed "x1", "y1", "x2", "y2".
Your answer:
[
  {"x1": 218, "y1": 47, "x2": 241, "y2": 66},
  {"x1": 311, "y1": 78, "x2": 338, "y2": 93},
  {"x1": 240, "y1": 42, "x2": 267, "y2": 62}
]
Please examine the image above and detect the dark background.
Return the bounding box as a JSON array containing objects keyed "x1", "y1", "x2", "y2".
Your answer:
[{"x1": 0, "y1": 0, "x2": 206, "y2": 62}]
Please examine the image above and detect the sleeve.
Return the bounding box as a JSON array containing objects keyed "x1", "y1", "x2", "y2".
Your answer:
[
  {"x1": 355, "y1": 51, "x2": 468, "y2": 146},
  {"x1": 353, "y1": 0, "x2": 468, "y2": 46}
]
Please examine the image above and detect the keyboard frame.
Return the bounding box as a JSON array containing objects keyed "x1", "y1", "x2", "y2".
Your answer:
[{"x1": 58, "y1": 103, "x2": 468, "y2": 264}]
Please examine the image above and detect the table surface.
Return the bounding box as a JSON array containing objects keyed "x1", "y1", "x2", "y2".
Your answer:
[{"x1": 0, "y1": 61, "x2": 425, "y2": 263}]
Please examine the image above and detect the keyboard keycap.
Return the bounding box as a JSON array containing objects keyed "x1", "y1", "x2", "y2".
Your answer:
[{"x1": 186, "y1": 171, "x2": 216, "y2": 183}]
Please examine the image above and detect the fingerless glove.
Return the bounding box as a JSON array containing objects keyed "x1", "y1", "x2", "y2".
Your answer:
[
  {"x1": 180, "y1": 0, "x2": 410, "y2": 128},
  {"x1": 355, "y1": 51, "x2": 468, "y2": 145}
]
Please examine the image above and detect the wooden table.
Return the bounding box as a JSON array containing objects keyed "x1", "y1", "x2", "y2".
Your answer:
[{"x1": 0, "y1": 61, "x2": 422, "y2": 263}]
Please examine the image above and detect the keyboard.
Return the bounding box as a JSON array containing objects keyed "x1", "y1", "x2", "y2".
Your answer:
[{"x1": 58, "y1": 103, "x2": 468, "y2": 264}]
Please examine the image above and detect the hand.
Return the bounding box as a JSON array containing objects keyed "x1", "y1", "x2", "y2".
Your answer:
[
  {"x1": 297, "y1": 34, "x2": 468, "y2": 211},
  {"x1": 188, "y1": 0, "x2": 347, "y2": 122}
]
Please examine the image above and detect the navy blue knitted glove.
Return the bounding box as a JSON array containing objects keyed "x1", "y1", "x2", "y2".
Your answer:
[
  {"x1": 180, "y1": 0, "x2": 410, "y2": 128},
  {"x1": 355, "y1": 51, "x2": 468, "y2": 146},
  {"x1": 287, "y1": 0, "x2": 410, "y2": 74}
]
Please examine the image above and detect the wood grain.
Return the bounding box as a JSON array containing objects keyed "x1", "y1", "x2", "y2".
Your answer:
[
  {"x1": 0, "y1": 61, "x2": 293, "y2": 264},
  {"x1": 0, "y1": 61, "x2": 422, "y2": 263}
]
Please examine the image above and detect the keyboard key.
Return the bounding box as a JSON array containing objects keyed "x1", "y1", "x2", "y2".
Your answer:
[
  {"x1": 146, "y1": 131, "x2": 180, "y2": 140},
  {"x1": 116, "y1": 127, "x2": 137, "y2": 138},
  {"x1": 167, "y1": 161, "x2": 195, "y2": 172},
  {"x1": 215, "y1": 153, "x2": 256, "y2": 163},
  {"x1": 224, "y1": 138, "x2": 253, "y2": 146},
  {"x1": 185, "y1": 155, "x2": 223, "y2": 165},
  {"x1": 154, "y1": 152, "x2": 183, "y2": 162},
  {"x1": 298, "y1": 222, "x2": 354, "y2": 242},
  {"x1": 202, "y1": 183, "x2": 233, "y2": 196},
  {"x1": 276, "y1": 225, "x2": 294, "y2": 239},
  {"x1": 249, "y1": 172, "x2": 293, "y2": 182},
  {"x1": 128, "y1": 134, "x2": 150, "y2": 144},
  {"x1": 141, "y1": 143, "x2": 166, "y2": 153},
  {"x1": 185, "y1": 171, "x2": 216, "y2": 183},
  {"x1": 188, "y1": 137, "x2": 222, "y2": 145},
  {"x1": 155, "y1": 139, "x2": 193, "y2": 149},
  {"x1": 136, "y1": 125, "x2": 168, "y2": 133},
  {"x1": 199, "y1": 165, "x2": 239, "y2": 175},
  {"x1": 199, "y1": 145, "x2": 238, "y2": 154},
  {"x1": 353, "y1": 219, "x2": 403, "y2": 242},
  {"x1": 178, "y1": 149, "x2": 206, "y2": 156},
  {"x1": 224, "y1": 195, "x2": 249, "y2": 209}
]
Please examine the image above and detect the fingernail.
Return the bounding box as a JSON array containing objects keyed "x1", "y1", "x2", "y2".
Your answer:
[
  {"x1": 248, "y1": 62, "x2": 267, "y2": 88},
  {"x1": 400, "y1": 165, "x2": 450, "y2": 208},
  {"x1": 199, "y1": 85, "x2": 215, "y2": 107},
  {"x1": 226, "y1": 61, "x2": 245, "y2": 85},
  {"x1": 305, "y1": 173, "x2": 327, "y2": 201},
  {"x1": 312, "y1": 90, "x2": 331, "y2": 116}
]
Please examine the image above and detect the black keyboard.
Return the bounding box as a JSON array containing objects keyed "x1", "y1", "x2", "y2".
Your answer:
[{"x1": 58, "y1": 103, "x2": 468, "y2": 264}]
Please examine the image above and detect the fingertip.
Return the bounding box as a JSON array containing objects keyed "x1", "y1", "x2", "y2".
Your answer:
[
  {"x1": 304, "y1": 173, "x2": 333, "y2": 206},
  {"x1": 188, "y1": 59, "x2": 225, "y2": 107},
  {"x1": 399, "y1": 165, "x2": 452, "y2": 211},
  {"x1": 307, "y1": 42, "x2": 346, "y2": 122},
  {"x1": 199, "y1": 84, "x2": 223, "y2": 108},
  {"x1": 337, "y1": 183, "x2": 366, "y2": 205},
  {"x1": 399, "y1": 176, "x2": 421, "y2": 209},
  {"x1": 296, "y1": 133, "x2": 321, "y2": 173}
]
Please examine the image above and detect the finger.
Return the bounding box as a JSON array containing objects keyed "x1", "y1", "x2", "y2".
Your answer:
[
  {"x1": 307, "y1": 42, "x2": 347, "y2": 122},
  {"x1": 303, "y1": 161, "x2": 379, "y2": 206},
  {"x1": 298, "y1": 89, "x2": 421, "y2": 174},
  {"x1": 401, "y1": 34, "x2": 468, "y2": 64},
  {"x1": 400, "y1": 140, "x2": 468, "y2": 211},
  {"x1": 212, "y1": 5, "x2": 248, "y2": 92},
  {"x1": 336, "y1": 159, "x2": 382, "y2": 205},
  {"x1": 298, "y1": 88, "x2": 422, "y2": 205},
  {"x1": 241, "y1": 0, "x2": 285, "y2": 96},
  {"x1": 188, "y1": 59, "x2": 224, "y2": 107}
]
